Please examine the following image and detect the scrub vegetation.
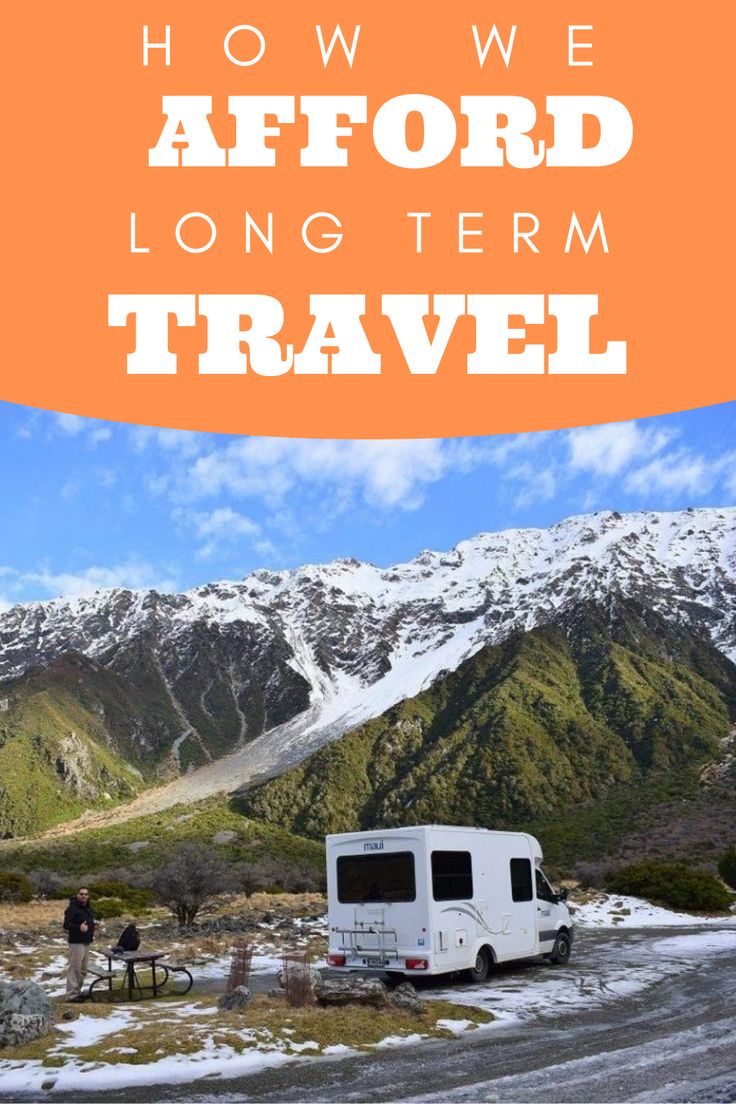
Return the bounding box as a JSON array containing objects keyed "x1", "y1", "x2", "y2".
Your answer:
[
  {"x1": 0, "y1": 796, "x2": 325, "y2": 889},
  {"x1": 605, "y1": 861, "x2": 734, "y2": 914},
  {"x1": 718, "y1": 846, "x2": 736, "y2": 890},
  {"x1": 0, "y1": 654, "x2": 170, "y2": 837},
  {"x1": 240, "y1": 608, "x2": 736, "y2": 851},
  {"x1": 3, "y1": 993, "x2": 494, "y2": 1073}
]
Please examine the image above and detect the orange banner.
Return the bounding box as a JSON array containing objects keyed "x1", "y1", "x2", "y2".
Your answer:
[{"x1": 2, "y1": 3, "x2": 733, "y2": 437}]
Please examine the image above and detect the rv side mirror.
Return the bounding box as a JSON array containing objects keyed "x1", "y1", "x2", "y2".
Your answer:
[{"x1": 557, "y1": 887, "x2": 568, "y2": 902}]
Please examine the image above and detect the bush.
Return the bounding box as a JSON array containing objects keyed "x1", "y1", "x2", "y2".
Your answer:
[
  {"x1": 718, "y1": 846, "x2": 736, "y2": 890},
  {"x1": 26, "y1": 868, "x2": 62, "y2": 899},
  {"x1": 93, "y1": 898, "x2": 126, "y2": 919},
  {"x1": 55, "y1": 880, "x2": 154, "y2": 913},
  {"x1": 0, "y1": 871, "x2": 34, "y2": 903},
  {"x1": 155, "y1": 842, "x2": 230, "y2": 927},
  {"x1": 605, "y1": 861, "x2": 734, "y2": 913}
]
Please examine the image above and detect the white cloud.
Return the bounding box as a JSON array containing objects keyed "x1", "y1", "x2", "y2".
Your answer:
[
  {"x1": 90, "y1": 427, "x2": 112, "y2": 444},
  {"x1": 131, "y1": 426, "x2": 206, "y2": 458},
  {"x1": 184, "y1": 438, "x2": 491, "y2": 513},
  {"x1": 54, "y1": 413, "x2": 113, "y2": 447},
  {"x1": 567, "y1": 422, "x2": 674, "y2": 477},
  {"x1": 55, "y1": 413, "x2": 86, "y2": 436},
  {"x1": 61, "y1": 480, "x2": 81, "y2": 502},
  {"x1": 0, "y1": 559, "x2": 178, "y2": 602},
  {"x1": 624, "y1": 449, "x2": 736, "y2": 499},
  {"x1": 185, "y1": 507, "x2": 264, "y2": 560},
  {"x1": 510, "y1": 462, "x2": 557, "y2": 509},
  {"x1": 725, "y1": 461, "x2": 736, "y2": 499}
]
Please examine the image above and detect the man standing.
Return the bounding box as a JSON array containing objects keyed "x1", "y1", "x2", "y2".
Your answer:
[{"x1": 63, "y1": 887, "x2": 96, "y2": 1002}]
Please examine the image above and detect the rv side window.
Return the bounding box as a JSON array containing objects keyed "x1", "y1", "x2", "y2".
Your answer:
[
  {"x1": 510, "y1": 858, "x2": 533, "y2": 902},
  {"x1": 337, "y1": 852, "x2": 416, "y2": 903},
  {"x1": 431, "y1": 851, "x2": 473, "y2": 900}
]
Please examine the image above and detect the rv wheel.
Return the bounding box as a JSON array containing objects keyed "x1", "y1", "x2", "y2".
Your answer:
[
  {"x1": 467, "y1": 948, "x2": 491, "y2": 983},
  {"x1": 549, "y1": 931, "x2": 571, "y2": 965}
]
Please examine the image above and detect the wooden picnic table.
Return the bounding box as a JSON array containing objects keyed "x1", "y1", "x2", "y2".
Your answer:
[{"x1": 87, "y1": 949, "x2": 193, "y2": 1001}]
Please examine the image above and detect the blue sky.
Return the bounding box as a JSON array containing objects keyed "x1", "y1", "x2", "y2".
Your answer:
[{"x1": 1, "y1": 401, "x2": 735, "y2": 608}]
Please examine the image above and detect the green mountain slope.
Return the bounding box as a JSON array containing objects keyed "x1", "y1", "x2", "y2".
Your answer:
[
  {"x1": 1, "y1": 795, "x2": 325, "y2": 885},
  {"x1": 0, "y1": 653, "x2": 182, "y2": 836},
  {"x1": 239, "y1": 602, "x2": 736, "y2": 842}
]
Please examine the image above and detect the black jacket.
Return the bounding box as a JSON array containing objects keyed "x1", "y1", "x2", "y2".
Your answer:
[{"x1": 63, "y1": 896, "x2": 96, "y2": 944}]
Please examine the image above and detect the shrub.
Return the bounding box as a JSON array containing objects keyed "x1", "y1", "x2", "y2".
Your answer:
[
  {"x1": 93, "y1": 898, "x2": 126, "y2": 919},
  {"x1": 718, "y1": 846, "x2": 736, "y2": 890},
  {"x1": 605, "y1": 861, "x2": 734, "y2": 913},
  {"x1": 55, "y1": 880, "x2": 154, "y2": 913},
  {"x1": 88, "y1": 881, "x2": 154, "y2": 909},
  {"x1": 155, "y1": 842, "x2": 230, "y2": 927},
  {"x1": 0, "y1": 871, "x2": 34, "y2": 903},
  {"x1": 26, "y1": 868, "x2": 63, "y2": 899}
]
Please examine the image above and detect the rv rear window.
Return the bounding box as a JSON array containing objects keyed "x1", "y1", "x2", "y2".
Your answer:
[
  {"x1": 337, "y1": 851, "x2": 416, "y2": 903},
  {"x1": 510, "y1": 858, "x2": 533, "y2": 902},
  {"x1": 431, "y1": 850, "x2": 473, "y2": 900}
]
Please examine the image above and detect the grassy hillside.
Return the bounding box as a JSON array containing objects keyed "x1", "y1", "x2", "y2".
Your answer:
[
  {"x1": 0, "y1": 795, "x2": 325, "y2": 883},
  {"x1": 239, "y1": 606, "x2": 736, "y2": 847},
  {"x1": 0, "y1": 653, "x2": 184, "y2": 837}
]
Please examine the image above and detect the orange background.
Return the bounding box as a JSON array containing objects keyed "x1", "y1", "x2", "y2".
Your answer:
[{"x1": 2, "y1": 2, "x2": 733, "y2": 437}]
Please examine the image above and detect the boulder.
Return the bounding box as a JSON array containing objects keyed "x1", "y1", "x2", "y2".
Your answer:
[
  {"x1": 218, "y1": 985, "x2": 252, "y2": 1012},
  {"x1": 392, "y1": 981, "x2": 423, "y2": 1014},
  {"x1": 0, "y1": 981, "x2": 52, "y2": 1048},
  {"x1": 316, "y1": 977, "x2": 389, "y2": 1008},
  {"x1": 277, "y1": 964, "x2": 322, "y2": 995}
]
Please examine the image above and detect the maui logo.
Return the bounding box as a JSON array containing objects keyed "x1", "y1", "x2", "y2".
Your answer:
[{"x1": 363, "y1": 840, "x2": 384, "y2": 851}]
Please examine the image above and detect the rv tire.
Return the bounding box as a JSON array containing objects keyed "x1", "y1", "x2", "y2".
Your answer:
[
  {"x1": 549, "y1": 930, "x2": 571, "y2": 965},
  {"x1": 467, "y1": 948, "x2": 491, "y2": 983}
]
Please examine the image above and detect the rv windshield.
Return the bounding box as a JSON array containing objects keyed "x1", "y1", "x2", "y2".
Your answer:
[{"x1": 337, "y1": 851, "x2": 416, "y2": 903}]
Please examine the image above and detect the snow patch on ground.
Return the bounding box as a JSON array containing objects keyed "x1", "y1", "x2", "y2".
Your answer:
[
  {"x1": 433, "y1": 925, "x2": 736, "y2": 1024},
  {"x1": 571, "y1": 893, "x2": 736, "y2": 929},
  {"x1": 0, "y1": 1048, "x2": 296, "y2": 1096},
  {"x1": 54, "y1": 1012, "x2": 135, "y2": 1048},
  {"x1": 375, "y1": 1033, "x2": 425, "y2": 1049},
  {"x1": 435, "y1": 1018, "x2": 475, "y2": 1036}
]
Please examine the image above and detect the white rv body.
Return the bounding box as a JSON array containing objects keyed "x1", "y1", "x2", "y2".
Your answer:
[{"x1": 326, "y1": 825, "x2": 573, "y2": 978}]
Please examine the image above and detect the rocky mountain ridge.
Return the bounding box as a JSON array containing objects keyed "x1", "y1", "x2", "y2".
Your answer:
[{"x1": 1, "y1": 507, "x2": 735, "y2": 786}]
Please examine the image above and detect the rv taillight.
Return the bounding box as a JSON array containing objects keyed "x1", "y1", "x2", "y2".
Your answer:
[
  {"x1": 327, "y1": 954, "x2": 346, "y2": 967},
  {"x1": 405, "y1": 958, "x2": 429, "y2": 971}
]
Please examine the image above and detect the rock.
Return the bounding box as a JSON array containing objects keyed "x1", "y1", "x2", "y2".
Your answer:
[
  {"x1": 277, "y1": 964, "x2": 322, "y2": 995},
  {"x1": 317, "y1": 977, "x2": 389, "y2": 1008},
  {"x1": 212, "y1": 830, "x2": 238, "y2": 845},
  {"x1": 218, "y1": 986, "x2": 252, "y2": 1011},
  {"x1": 0, "y1": 981, "x2": 52, "y2": 1048},
  {"x1": 125, "y1": 841, "x2": 150, "y2": 853},
  {"x1": 392, "y1": 981, "x2": 423, "y2": 1014}
]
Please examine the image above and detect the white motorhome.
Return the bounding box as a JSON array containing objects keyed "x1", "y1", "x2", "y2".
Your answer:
[{"x1": 326, "y1": 825, "x2": 573, "y2": 981}]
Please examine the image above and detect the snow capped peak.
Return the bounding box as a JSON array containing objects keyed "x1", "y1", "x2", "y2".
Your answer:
[{"x1": 1, "y1": 505, "x2": 735, "y2": 780}]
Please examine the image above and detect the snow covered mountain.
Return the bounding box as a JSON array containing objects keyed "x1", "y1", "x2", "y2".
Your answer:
[{"x1": 1, "y1": 507, "x2": 735, "y2": 783}]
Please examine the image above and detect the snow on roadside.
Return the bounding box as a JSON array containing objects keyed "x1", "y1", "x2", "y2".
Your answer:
[
  {"x1": 570, "y1": 892, "x2": 736, "y2": 928},
  {"x1": 0, "y1": 1048, "x2": 296, "y2": 1096},
  {"x1": 432, "y1": 924, "x2": 736, "y2": 1024}
]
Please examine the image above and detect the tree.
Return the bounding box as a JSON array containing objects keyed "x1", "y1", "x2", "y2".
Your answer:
[
  {"x1": 718, "y1": 846, "x2": 736, "y2": 890},
  {"x1": 154, "y1": 842, "x2": 230, "y2": 927}
]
